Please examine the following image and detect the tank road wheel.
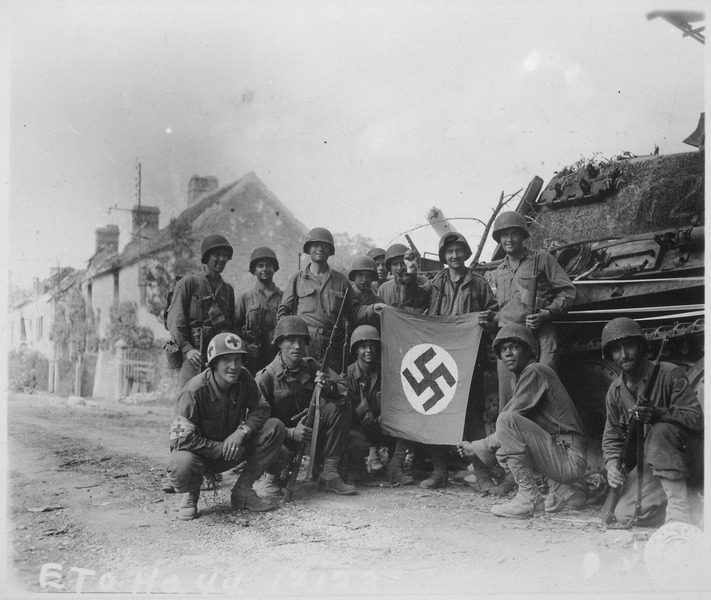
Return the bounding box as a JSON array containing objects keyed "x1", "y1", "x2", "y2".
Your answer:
[{"x1": 560, "y1": 357, "x2": 620, "y2": 469}]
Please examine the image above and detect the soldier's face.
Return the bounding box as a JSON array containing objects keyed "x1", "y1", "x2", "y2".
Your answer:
[
  {"x1": 374, "y1": 258, "x2": 388, "y2": 281},
  {"x1": 444, "y1": 243, "x2": 467, "y2": 270},
  {"x1": 610, "y1": 338, "x2": 643, "y2": 374},
  {"x1": 499, "y1": 228, "x2": 526, "y2": 257},
  {"x1": 499, "y1": 340, "x2": 531, "y2": 375},
  {"x1": 254, "y1": 259, "x2": 275, "y2": 282},
  {"x1": 356, "y1": 342, "x2": 378, "y2": 365},
  {"x1": 280, "y1": 336, "x2": 307, "y2": 367},
  {"x1": 389, "y1": 258, "x2": 405, "y2": 276},
  {"x1": 205, "y1": 249, "x2": 231, "y2": 275},
  {"x1": 308, "y1": 242, "x2": 331, "y2": 264},
  {"x1": 213, "y1": 354, "x2": 243, "y2": 388},
  {"x1": 353, "y1": 271, "x2": 374, "y2": 291}
]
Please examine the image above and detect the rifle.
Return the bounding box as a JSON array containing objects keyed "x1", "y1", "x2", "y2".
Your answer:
[
  {"x1": 601, "y1": 334, "x2": 670, "y2": 527},
  {"x1": 527, "y1": 252, "x2": 541, "y2": 358},
  {"x1": 341, "y1": 319, "x2": 350, "y2": 377},
  {"x1": 282, "y1": 288, "x2": 350, "y2": 501}
]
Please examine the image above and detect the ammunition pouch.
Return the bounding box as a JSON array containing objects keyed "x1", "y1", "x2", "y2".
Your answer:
[{"x1": 204, "y1": 296, "x2": 229, "y2": 332}]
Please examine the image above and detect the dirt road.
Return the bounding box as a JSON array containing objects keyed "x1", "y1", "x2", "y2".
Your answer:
[{"x1": 5, "y1": 393, "x2": 708, "y2": 597}]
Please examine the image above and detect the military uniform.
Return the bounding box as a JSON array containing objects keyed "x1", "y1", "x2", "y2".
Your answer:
[
  {"x1": 378, "y1": 276, "x2": 427, "y2": 314},
  {"x1": 167, "y1": 271, "x2": 237, "y2": 388},
  {"x1": 602, "y1": 358, "x2": 703, "y2": 525},
  {"x1": 256, "y1": 354, "x2": 351, "y2": 478},
  {"x1": 166, "y1": 367, "x2": 285, "y2": 495},
  {"x1": 277, "y1": 266, "x2": 377, "y2": 373},
  {"x1": 491, "y1": 248, "x2": 576, "y2": 408},
  {"x1": 235, "y1": 283, "x2": 283, "y2": 376}
]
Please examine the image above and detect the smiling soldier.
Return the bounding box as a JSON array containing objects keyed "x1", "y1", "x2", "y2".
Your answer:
[
  {"x1": 601, "y1": 317, "x2": 703, "y2": 526},
  {"x1": 167, "y1": 235, "x2": 239, "y2": 388},
  {"x1": 167, "y1": 333, "x2": 286, "y2": 520}
]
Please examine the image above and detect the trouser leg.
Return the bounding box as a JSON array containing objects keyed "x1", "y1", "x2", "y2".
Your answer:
[{"x1": 233, "y1": 418, "x2": 286, "y2": 494}]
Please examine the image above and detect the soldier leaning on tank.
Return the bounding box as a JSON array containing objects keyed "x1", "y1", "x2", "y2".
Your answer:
[
  {"x1": 277, "y1": 227, "x2": 385, "y2": 375},
  {"x1": 342, "y1": 325, "x2": 403, "y2": 485},
  {"x1": 166, "y1": 333, "x2": 286, "y2": 520},
  {"x1": 235, "y1": 247, "x2": 283, "y2": 377},
  {"x1": 254, "y1": 316, "x2": 357, "y2": 497},
  {"x1": 167, "y1": 235, "x2": 238, "y2": 389},
  {"x1": 601, "y1": 317, "x2": 703, "y2": 526},
  {"x1": 348, "y1": 255, "x2": 384, "y2": 331},
  {"x1": 458, "y1": 325, "x2": 587, "y2": 519},
  {"x1": 367, "y1": 247, "x2": 389, "y2": 293},
  {"x1": 488, "y1": 211, "x2": 576, "y2": 410},
  {"x1": 395, "y1": 232, "x2": 498, "y2": 490}
]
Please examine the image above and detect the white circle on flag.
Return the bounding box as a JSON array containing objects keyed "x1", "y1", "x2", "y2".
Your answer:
[{"x1": 400, "y1": 343, "x2": 458, "y2": 415}]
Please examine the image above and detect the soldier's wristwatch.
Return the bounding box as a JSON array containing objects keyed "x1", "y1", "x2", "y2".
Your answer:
[{"x1": 236, "y1": 424, "x2": 251, "y2": 438}]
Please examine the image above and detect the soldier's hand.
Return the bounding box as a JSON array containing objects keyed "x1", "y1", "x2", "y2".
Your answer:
[
  {"x1": 185, "y1": 349, "x2": 204, "y2": 370},
  {"x1": 314, "y1": 370, "x2": 330, "y2": 388},
  {"x1": 478, "y1": 310, "x2": 494, "y2": 328},
  {"x1": 634, "y1": 405, "x2": 662, "y2": 424},
  {"x1": 403, "y1": 250, "x2": 418, "y2": 274},
  {"x1": 293, "y1": 415, "x2": 312, "y2": 444},
  {"x1": 606, "y1": 462, "x2": 626, "y2": 488},
  {"x1": 525, "y1": 310, "x2": 549, "y2": 331},
  {"x1": 246, "y1": 343, "x2": 261, "y2": 359},
  {"x1": 221, "y1": 430, "x2": 246, "y2": 462},
  {"x1": 373, "y1": 303, "x2": 387, "y2": 314}
]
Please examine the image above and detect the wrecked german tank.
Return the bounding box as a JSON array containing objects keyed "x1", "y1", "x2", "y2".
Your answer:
[{"x1": 475, "y1": 150, "x2": 704, "y2": 466}]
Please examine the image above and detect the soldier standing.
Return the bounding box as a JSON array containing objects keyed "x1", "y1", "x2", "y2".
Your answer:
[
  {"x1": 167, "y1": 235, "x2": 238, "y2": 389},
  {"x1": 601, "y1": 317, "x2": 703, "y2": 525},
  {"x1": 488, "y1": 211, "x2": 576, "y2": 409},
  {"x1": 348, "y1": 255, "x2": 384, "y2": 331},
  {"x1": 277, "y1": 227, "x2": 384, "y2": 374},
  {"x1": 378, "y1": 243, "x2": 427, "y2": 314},
  {"x1": 255, "y1": 316, "x2": 356, "y2": 496},
  {"x1": 166, "y1": 333, "x2": 286, "y2": 520},
  {"x1": 367, "y1": 247, "x2": 389, "y2": 293},
  {"x1": 235, "y1": 247, "x2": 283, "y2": 376},
  {"x1": 398, "y1": 232, "x2": 497, "y2": 489}
]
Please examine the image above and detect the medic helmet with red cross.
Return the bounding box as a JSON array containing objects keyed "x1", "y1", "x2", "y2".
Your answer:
[{"x1": 207, "y1": 332, "x2": 248, "y2": 367}]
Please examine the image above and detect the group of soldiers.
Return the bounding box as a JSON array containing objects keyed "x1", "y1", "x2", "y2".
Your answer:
[{"x1": 163, "y1": 213, "x2": 703, "y2": 528}]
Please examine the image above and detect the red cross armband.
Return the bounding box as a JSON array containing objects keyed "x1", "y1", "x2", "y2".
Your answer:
[{"x1": 169, "y1": 416, "x2": 199, "y2": 450}]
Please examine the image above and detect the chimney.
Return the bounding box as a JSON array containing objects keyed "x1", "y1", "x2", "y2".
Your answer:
[
  {"x1": 95, "y1": 224, "x2": 120, "y2": 254},
  {"x1": 32, "y1": 277, "x2": 42, "y2": 298},
  {"x1": 132, "y1": 205, "x2": 160, "y2": 239},
  {"x1": 188, "y1": 175, "x2": 219, "y2": 206}
]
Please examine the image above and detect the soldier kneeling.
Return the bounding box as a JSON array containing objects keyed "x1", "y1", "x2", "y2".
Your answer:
[{"x1": 167, "y1": 333, "x2": 286, "y2": 520}]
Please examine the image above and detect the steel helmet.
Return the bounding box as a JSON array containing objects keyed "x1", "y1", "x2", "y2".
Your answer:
[
  {"x1": 273, "y1": 316, "x2": 311, "y2": 347},
  {"x1": 348, "y1": 255, "x2": 378, "y2": 281},
  {"x1": 492, "y1": 324, "x2": 537, "y2": 358},
  {"x1": 249, "y1": 247, "x2": 279, "y2": 274},
  {"x1": 384, "y1": 243, "x2": 409, "y2": 272},
  {"x1": 201, "y1": 235, "x2": 234, "y2": 264},
  {"x1": 206, "y1": 332, "x2": 248, "y2": 367},
  {"x1": 438, "y1": 232, "x2": 472, "y2": 264},
  {"x1": 349, "y1": 325, "x2": 381, "y2": 352},
  {"x1": 303, "y1": 227, "x2": 335, "y2": 255},
  {"x1": 492, "y1": 212, "x2": 530, "y2": 243},
  {"x1": 601, "y1": 317, "x2": 649, "y2": 360},
  {"x1": 367, "y1": 247, "x2": 387, "y2": 261}
]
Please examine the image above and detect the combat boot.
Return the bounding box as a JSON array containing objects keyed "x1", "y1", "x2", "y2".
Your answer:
[
  {"x1": 491, "y1": 457, "x2": 543, "y2": 519},
  {"x1": 231, "y1": 489, "x2": 278, "y2": 512},
  {"x1": 660, "y1": 477, "x2": 692, "y2": 524},
  {"x1": 386, "y1": 440, "x2": 415, "y2": 486},
  {"x1": 178, "y1": 482, "x2": 201, "y2": 521},
  {"x1": 468, "y1": 457, "x2": 496, "y2": 494},
  {"x1": 367, "y1": 447, "x2": 385, "y2": 476},
  {"x1": 545, "y1": 481, "x2": 587, "y2": 513},
  {"x1": 489, "y1": 471, "x2": 516, "y2": 496},
  {"x1": 318, "y1": 457, "x2": 357, "y2": 495},
  {"x1": 253, "y1": 473, "x2": 282, "y2": 499}
]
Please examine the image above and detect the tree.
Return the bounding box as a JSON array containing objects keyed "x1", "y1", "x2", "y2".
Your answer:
[
  {"x1": 143, "y1": 218, "x2": 201, "y2": 322},
  {"x1": 106, "y1": 301, "x2": 155, "y2": 349},
  {"x1": 329, "y1": 232, "x2": 376, "y2": 274},
  {"x1": 51, "y1": 283, "x2": 96, "y2": 360}
]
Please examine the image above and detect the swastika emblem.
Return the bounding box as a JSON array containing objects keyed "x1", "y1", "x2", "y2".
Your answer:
[{"x1": 400, "y1": 344, "x2": 458, "y2": 415}]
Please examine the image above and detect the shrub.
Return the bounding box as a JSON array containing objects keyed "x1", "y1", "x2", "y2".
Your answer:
[{"x1": 8, "y1": 348, "x2": 49, "y2": 393}]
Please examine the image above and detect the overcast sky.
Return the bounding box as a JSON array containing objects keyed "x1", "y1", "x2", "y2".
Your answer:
[{"x1": 4, "y1": 0, "x2": 706, "y2": 289}]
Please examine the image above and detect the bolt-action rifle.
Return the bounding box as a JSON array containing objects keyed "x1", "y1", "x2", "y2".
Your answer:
[
  {"x1": 601, "y1": 334, "x2": 670, "y2": 527},
  {"x1": 282, "y1": 288, "x2": 350, "y2": 501}
]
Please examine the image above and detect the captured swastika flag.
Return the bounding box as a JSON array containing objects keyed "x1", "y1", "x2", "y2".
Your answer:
[{"x1": 380, "y1": 306, "x2": 482, "y2": 444}]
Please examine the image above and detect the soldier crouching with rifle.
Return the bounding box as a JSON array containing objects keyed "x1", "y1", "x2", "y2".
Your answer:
[
  {"x1": 254, "y1": 316, "x2": 357, "y2": 497},
  {"x1": 601, "y1": 317, "x2": 703, "y2": 526}
]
